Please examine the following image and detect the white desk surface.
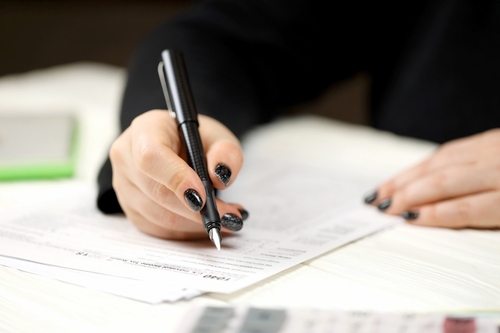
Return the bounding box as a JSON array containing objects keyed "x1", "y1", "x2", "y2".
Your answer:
[{"x1": 0, "y1": 64, "x2": 499, "y2": 333}]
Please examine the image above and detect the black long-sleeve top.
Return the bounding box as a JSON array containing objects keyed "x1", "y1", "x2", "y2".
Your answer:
[{"x1": 97, "y1": 0, "x2": 500, "y2": 214}]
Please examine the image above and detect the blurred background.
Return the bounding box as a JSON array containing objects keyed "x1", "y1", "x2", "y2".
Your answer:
[
  {"x1": 0, "y1": 0, "x2": 192, "y2": 75},
  {"x1": 0, "y1": 0, "x2": 369, "y2": 125}
]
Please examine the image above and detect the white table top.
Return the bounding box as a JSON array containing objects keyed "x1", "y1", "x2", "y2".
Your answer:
[{"x1": 0, "y1": 64, "x2": 499, "y2": 333}]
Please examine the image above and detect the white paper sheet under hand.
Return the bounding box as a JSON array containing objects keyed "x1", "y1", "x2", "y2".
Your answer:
[
  {"x1": 0, "y1": 256, "x2": 201, "y2": 303},
  {"x1": 0, "y1": 162, "x2": 400, "y2": 296}
]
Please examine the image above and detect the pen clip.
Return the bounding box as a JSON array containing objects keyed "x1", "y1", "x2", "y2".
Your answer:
[{"x1": 157, "y1": 61, "x2": 176, "y2": 119}]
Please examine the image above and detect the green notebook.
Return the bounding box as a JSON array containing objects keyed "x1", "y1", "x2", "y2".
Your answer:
[{"x1": 0, "y1": 113, "x2": 79, "y2": 181}]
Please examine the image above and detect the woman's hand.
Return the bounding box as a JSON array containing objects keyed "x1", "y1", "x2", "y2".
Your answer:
[
  {"x1": 109, "y1": 110, "x2": 248, "y2": 240},
  {"x1": 365, "y1": 129, "x2": 500, "y2": 229}
]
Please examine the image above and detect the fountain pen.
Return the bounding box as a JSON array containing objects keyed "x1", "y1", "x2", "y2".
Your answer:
[{"x1": 158, "y1": 50, "x2": 222, "y2": 250}]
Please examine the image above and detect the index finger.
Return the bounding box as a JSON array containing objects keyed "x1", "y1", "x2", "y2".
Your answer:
[{"x1": 131, "y1": 110, "x2": 208, "y2": 213}]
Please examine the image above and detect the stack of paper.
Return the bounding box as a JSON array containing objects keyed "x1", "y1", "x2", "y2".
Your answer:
[{"x1": 0, "y1": 154, "x2": 401, "y2": 303}]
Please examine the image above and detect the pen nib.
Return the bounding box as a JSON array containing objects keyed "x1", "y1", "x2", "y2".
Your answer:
[{"x1": 209, "y1": 228, "x2": 222, "y2": 251}]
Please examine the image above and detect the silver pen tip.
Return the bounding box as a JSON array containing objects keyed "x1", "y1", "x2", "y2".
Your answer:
[{"x1": 209, "y1": 228, "x2": 222, "y2": 251}]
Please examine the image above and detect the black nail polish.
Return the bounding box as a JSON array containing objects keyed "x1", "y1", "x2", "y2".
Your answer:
[
  {"x1": 377, "y1": 198, "x2": 391, "y2": 211},
  {"x1": 238, "y1": 209, "x2": 249, "y2": 221},
  {"x1": 363, "y1": 191, "x2": 378, "y2": 204},
  {"x1": 221, "y1": 213, "x2": 243, "y2": 231},
  {"x1": 184, "y1": 189, "x2": 203, "y2": 212},
  {"x1": 215, "y1": 163, "x2": 232, "y2": 186},
  {"x1": 402, "y1": 211, "x2": 419, "y2": 220}
]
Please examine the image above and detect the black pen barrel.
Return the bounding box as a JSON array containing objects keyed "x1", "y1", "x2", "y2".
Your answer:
[
  {"x1": 179, "y1": 121, "x2": 208, "y2": 181},
  {"x1": 164, "y1": 50, "x2": 198, "y2": 124},
  {"x1": 160, "y1": 49, "x2": 221, "y2": 235},
  {"x1": 180, "y1": 122, "x2": 221, "y2": 233}
]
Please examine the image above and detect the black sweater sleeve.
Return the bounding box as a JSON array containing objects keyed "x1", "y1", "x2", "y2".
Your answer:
[{"x1": 97, "y1": 0, "x2": 367, "y2": 213}]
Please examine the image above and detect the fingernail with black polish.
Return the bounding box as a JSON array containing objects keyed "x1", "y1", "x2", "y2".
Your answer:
[
  {"x1": 184, "y1": 189, "x2": 203, "y2": 212},
  {"x1": 377, "y1": 198, "x2": 392, "y2": 211},
  {"x1": 363, "y1": 191, "x2": 378, "y2": 204},
  {"x1": 238, "y1": 209, "x2": 249, "y2": 221},
  {"x1": 221, "y1": 213, "x2": 243, "y2": 231},
  {"x1": 215, "y1": 163, "x2": 232, "y2": 186},
  {"x1": 402, "y1": 211, "x2": 419, "y2": 220}
]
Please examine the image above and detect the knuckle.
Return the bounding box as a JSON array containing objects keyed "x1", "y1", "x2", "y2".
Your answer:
[
  {"x1": 109, "y1": 139, "x2": 123, "y2": 164},
  {"x1": 156, "y1": 208, "x2": 175, "y2": 228},
  {"x1": 135, "y1": 144, "x2": 161, "y2": 172},
  {"x1": 419, "y1": 160, "x2": 432, "y2": 174},
  {"x1": 213, "y1": 140, "x2": 243, "y2": 165},
  {"x1": 151, "y1": 180, "x2": 168, "y2": 198},
  {"x1": 434, "y1": 143, "x2": 455, "y2": 161},
  {"x1": 222, "y1": 139, "x2": 242, "y2": 153},
  {"x1": 385, "y1": 181, "x2": 397, "y2": 193},
  {"x1": 379, "y1": 180, "x2": 397, "y2": 198},
  {"x1": 231, "y1": 150, "x2": 244, "y2": 167},
  {"x1": 378, "y1": 178, "x2": 398, "y2": 195},
  {"x1": 167, "y1": 166, "x2": 190, "y2": 194},
  {"x1": 123, "y1": 208, "x2": 142, "y2": 225},
  {"x1": 430, "y1": 172, "x2": 449, "y2": 191},
  {"x1": 111, "y1": 176, "x2": 127, "y2": 198},
  {"x1": 225, "y1": 141, "x2": 243, "y2": 160},
  {"x1": 422, "y1": 200, "x2": 474, "y2": 229},
  {"x1": 424, "y1": 204, "x2": 438, "y2": 223},
  {"x1": 393, "y1": 189, "x2": 408, "y2": 209},
  {"x1": 157, "y1": 210, "x2": 185, "y2": 230},
  {"x1": 111, "y1": 176, "x2": 121, "y2": 191},
  {"x1": 150, "y1": 182, "x2": 174, "y2": 206},
  {"x1": 456, "y1": 199, "x2": 473, "y2": 222}
]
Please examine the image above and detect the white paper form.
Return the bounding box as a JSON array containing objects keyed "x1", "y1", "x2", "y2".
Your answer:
[
  {"x1": 0, "y1": 256, "x2": 201, "y2": 303},
  {"x1": 0, "y1": 159, "x2": 400, "y2": 295},
  {"x1": 0, "y1": 182, "x2": 201, "y2": 303}
]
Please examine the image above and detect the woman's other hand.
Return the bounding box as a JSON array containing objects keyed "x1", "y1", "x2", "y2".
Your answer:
[{"x1": 366, "y1": 129, "x2": 500, "y2": 228}]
